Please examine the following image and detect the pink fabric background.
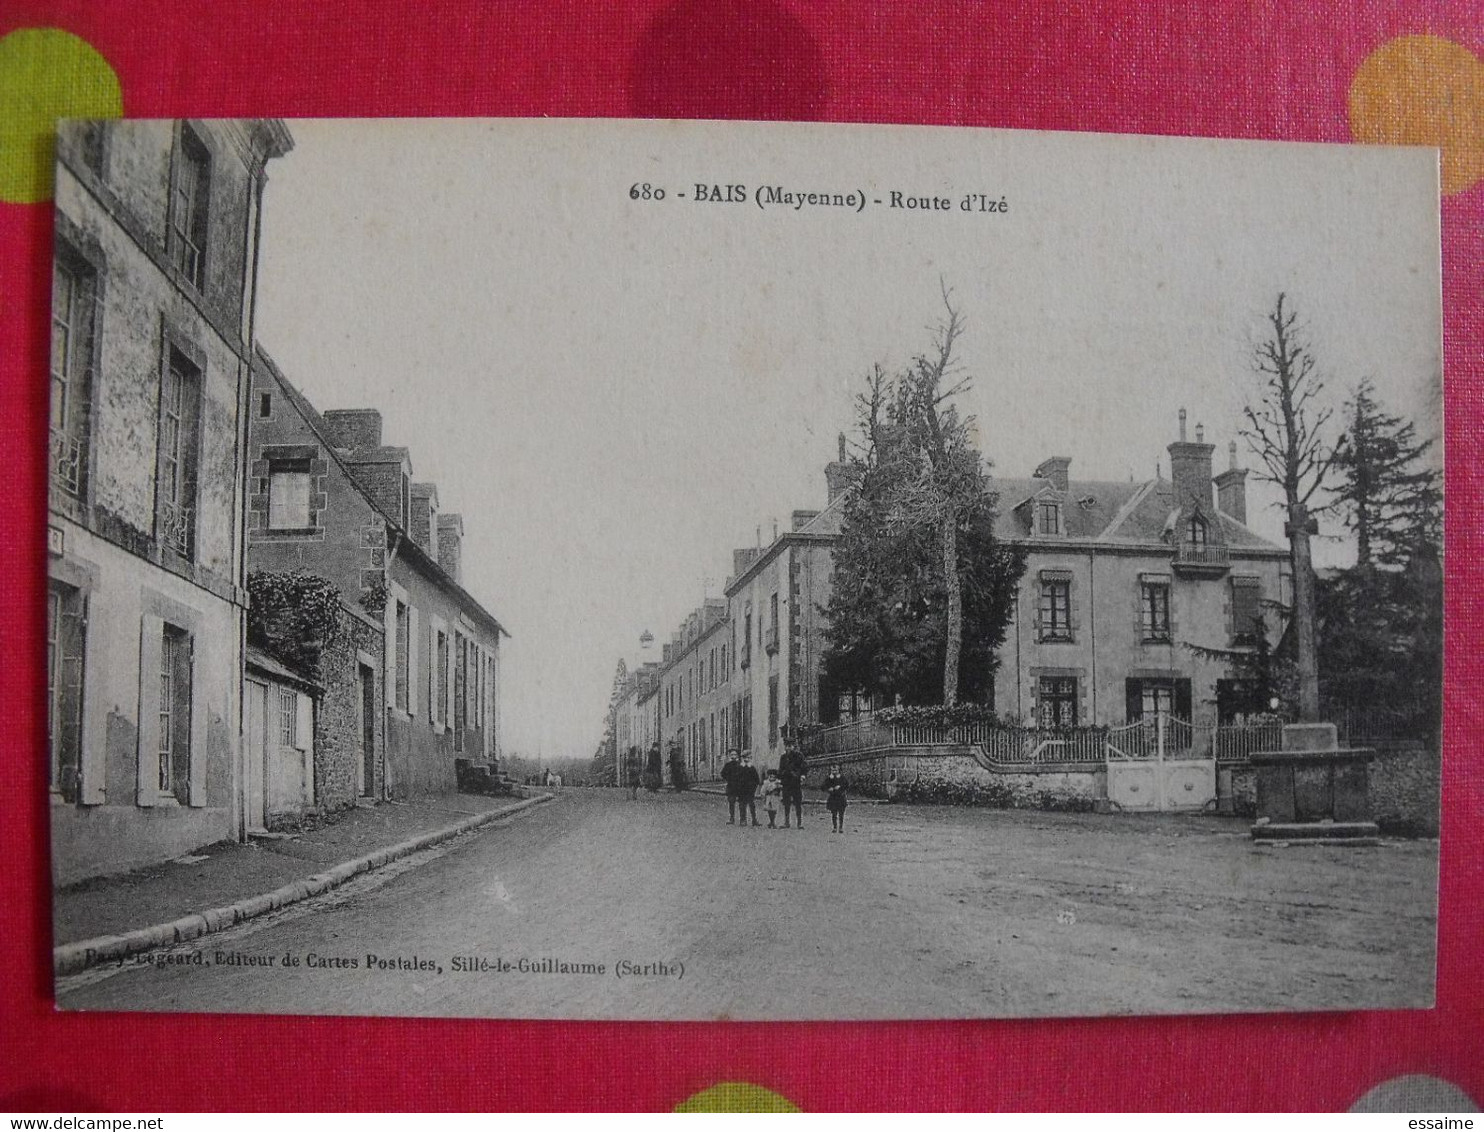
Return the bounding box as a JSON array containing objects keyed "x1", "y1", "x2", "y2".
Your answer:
[{"x1": 1, "y1": 0, "x2": 1479, "y2": 1111}]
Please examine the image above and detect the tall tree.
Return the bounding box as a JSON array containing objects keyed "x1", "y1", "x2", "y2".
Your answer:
[
  {"x1": 822, "y1": 291, "x2": 1025, "y2": 708},
  {"x1": 1240, "y1": 293, "x2": 1338, "y2": 722},
  {"x1": 1332, "y1": 379, "x2": 1442, "y2": 568}
]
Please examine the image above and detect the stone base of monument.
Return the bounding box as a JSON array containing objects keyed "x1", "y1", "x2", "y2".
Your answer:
[{"x1": 1250, "y1": 722, "x2": 1378, "y2": 845}]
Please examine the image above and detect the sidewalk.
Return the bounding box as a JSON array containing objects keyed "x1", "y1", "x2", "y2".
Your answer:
[{"x1": 53, "y1": 791, "x2": 550, "y2": 968}]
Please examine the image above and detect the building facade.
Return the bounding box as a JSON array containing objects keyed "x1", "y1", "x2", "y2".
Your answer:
[
  {"x1": 990, "y1": 418, "x2": 1289, "y2": 729},
  {"x1": 656, "y1": 600, "x2": 730, "y2": 780},
  {"x1": 245, "y1": 363, "x2": 506, "y2": 806},
  {"x1": 48, "y1": 119, "x2": 292, "y2": 884}
]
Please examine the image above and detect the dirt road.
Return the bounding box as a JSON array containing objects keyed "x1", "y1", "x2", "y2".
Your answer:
[{"x1": 56, "y1": 789, "x2": 1437, "y2": 1020}]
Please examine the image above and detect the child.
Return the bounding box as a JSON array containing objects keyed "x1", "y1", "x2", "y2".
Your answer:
[
  {"x1": 825, "y1": 767, "x2": 848, "y2": 833},
  {"x1": 761, "y1": 769, "x2": 782, "y2": 828}
]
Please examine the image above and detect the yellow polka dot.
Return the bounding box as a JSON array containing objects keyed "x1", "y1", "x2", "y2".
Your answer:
[
  {"x1": 674, "y1": 1082, "x2": 801, "y2": 1112},
  {"x1": 0, "y1": 27, "x2": 122, "y2": 204},
  {"x1": 1349, "y1": 34, "x2": 1484, "y2": 196}
]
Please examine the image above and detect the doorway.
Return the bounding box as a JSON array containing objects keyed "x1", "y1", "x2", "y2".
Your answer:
[{"x1": 359, "y1": 662, "x2": 376, "y2": 798}]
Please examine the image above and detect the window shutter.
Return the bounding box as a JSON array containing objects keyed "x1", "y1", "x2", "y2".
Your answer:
[
  {"x1": 1125, "y1": 679, "x2": 1142, "y2": 723},
  {"x1": 136, "y1": 615, "x2": 165, "y2": 806},
  {"x1": 1175, "y1": 679, "x2": 1193, "y2": 723},
  {"x1": 186, "y1": 634, "x2": 206, "y2": 806},
  {"x1": 74, "y1": 593, "x2": 103, "y2": 807},
  {"x1": 407, "y1": 606, "x2": 419, "y2": 718},
  {"x1": 295, "y1": 691, "x2": 313, "y2": 750},
  {"x1": 445, "y1": 636, "x2": 455, "y2": 730},
  {"x1": 383, "y1": 598, "x2": 397, "y2": 707}
]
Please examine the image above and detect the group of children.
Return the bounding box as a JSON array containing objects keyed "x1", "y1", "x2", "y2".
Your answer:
[{"x1": 755, "y1": 764, "x2": 850, "y2": 833}]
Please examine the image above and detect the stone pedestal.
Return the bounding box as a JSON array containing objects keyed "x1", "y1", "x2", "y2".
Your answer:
[{"x1": 1251, "y1": 723, "x2": 1378, "y2": 845}]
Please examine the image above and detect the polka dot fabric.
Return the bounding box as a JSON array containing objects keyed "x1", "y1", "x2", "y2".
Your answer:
[{"x1": 1, "y1": 0, "x2": 1480, "y2": 1113}]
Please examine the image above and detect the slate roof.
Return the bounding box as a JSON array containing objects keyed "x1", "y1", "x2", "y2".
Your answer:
[{"x1": 993, "y1": 474, "x2": 1283, "y2": 552}]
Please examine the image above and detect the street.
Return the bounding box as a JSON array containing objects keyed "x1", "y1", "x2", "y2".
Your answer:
[{"x1": 57, "y1": 790, "x2": 1437, "y2": 1020}]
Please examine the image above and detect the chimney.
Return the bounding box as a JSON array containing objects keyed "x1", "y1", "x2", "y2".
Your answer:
[
  {"x1": 321, "y1": 408, "x2": 383, "y2": 451},
  {"x1": 436, "y1": 513, "x2": 463, "y2": 583},
  {"x1": 824, "y1": 432, "x2": 859, "y2": 503},
  {"x1": 1215, "y1": 440, "x2": 1249, "y2": 524},
  {"x1": 771, "y1": 517, "x2": 778, "y2": 542},
  {"x1": 792, "y1": 509, "x2": 821, "y2": 531},
  {"x1": 410, "y1": 482, "x2": 439, "y2": 555},
  {"x1": 1033, "y1": 456, "x2": 1072, "y2": 493},
  {"x1": 1167, "y1": 408, "x2": 1215, "y2": 510},
  {"x1": 732, "y1": 547, "x2": 762, "y2": 578}
]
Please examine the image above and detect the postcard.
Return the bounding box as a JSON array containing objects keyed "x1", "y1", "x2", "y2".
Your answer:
[{"x1": 45, "y1": 117, "x2": 1441, "y2": 1019}]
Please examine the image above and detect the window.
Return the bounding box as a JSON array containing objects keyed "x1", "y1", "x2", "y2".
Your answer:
[
  {"x1": 278, "y1": 685, "x2": 297, "y2": 747},
  {"x1": 435, "y1": 630, "x2": 449, "y2": 725},
  {"x1": 47, "y1": 582, "x2": 86, "y2": 801},
  {"x1": 267, "y1": 460, "x2": 313, "y2": 530},
  {"x1": 1039, "y1": 578, "x2": 1073, "y2": 642},
  {"x1": 50, "y1": 257, "x2": 96, "y2": 499},
  {"x1": 741, "y1": 693, "x2": 753, "y2": 751},
  {"x1": 741, "y1": 606, "x2": 752, "y2": 667},
  {"x1": 1125, "y1": 677, "x2": 1192, "y2": 724},
  {"x1": 453, "y1": 633, "x2": 467, "y2": 748},
  {"x1": 768, "y1": 675, "x2": 779, "y2": 746},
  {"x1": 76, "y1": 121, "x2": 106, "y2": 178},
  {"x1": 766, "y1": 593, "x2": 780, "y2": 653},
  {"x1": 1140, "y1": 580, "x2": 1171, "y2": 642},
  {"x1": 394, "y1": 601, "x2": 410, "y2": 711},
  {"x1": 1188, "y1": 514, "x2": 1208, "y2": 548},
  {"x1": 258, "y1": 392, "x2": 272, "y2": 418},
  {"x1": 168, "y1": 126, "x2": 210, "y2": 290},
  {"x1": 1038, "y1": 676, "x2": 1078, "y2": 729},
  {"x1": 1038, "y1": 501, "x2": 1061, "y2": 536},
  {"x1": 156, "y1": 347, "x2": 201, "y2": 558},
  {"x1": 1231, "y1": 579, "x2": 1262, "y2": 644},
  {"x1": 158, "y1": 625, "x2": 192, "y2": 798}
]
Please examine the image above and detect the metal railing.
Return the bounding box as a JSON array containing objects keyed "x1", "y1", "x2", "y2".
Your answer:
[
  {"x1": 1173, "y1": 543, "x2": 1230, "y2": 569},
  {"x1": 50, "y1": 429, "x2": 84, "y2": 496},
  {"x1": 158, "y1": 498, "x2": 193, "y2": 557},
  {"x1": 805, "y1": 714, "x2": 1303, "y2": 766}
]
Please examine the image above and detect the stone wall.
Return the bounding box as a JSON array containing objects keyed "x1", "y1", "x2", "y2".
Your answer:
[
  {"x1": 1369, "y1": 740, "x2": 1440, "y2": 837},
  {"x1": 812, "y1": 747, "x2": 1101, "y2": 812},
  {"x1": 1217, "y1": 742, "x2": 1438, "y2": 835},
  {"x1": 313, "y1": 604, "x2": 385, "y2": 813}
]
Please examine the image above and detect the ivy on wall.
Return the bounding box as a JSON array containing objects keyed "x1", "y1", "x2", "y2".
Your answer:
[{"x1": 247, "y1": 568, "x2": 343, "y2": 680}]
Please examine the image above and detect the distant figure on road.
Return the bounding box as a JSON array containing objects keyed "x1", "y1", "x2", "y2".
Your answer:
[
  {"x1": 825, "y1": 766, "x2": 848, "y2": 834},
  {"x1": 625, "y1": 750, "x2": 642, "y2": 800},
  {"x1": 721, "y1": 749, "x2": 741, "y2": 824},
  {"x1": 779, "y1": 743, "x2": 807, "y2": 829},
  {"x1": 735, "y1": 754, "x2": 761, "y2": 828},
  {"x1": 761, "y1": 769, "x2": 782, "y2": 828}
]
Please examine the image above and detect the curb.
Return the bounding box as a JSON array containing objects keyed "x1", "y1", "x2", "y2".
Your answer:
[{"x1": 54, "y1": 793, "x2": 554, "y2": 977}]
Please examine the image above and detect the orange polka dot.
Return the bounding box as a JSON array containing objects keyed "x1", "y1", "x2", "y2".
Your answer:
[{"x1": 1349, "y1": 35, "x2": 1484, "y2": 196}]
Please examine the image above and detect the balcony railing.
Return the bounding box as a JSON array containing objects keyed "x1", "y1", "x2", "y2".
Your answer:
[
  {"x1": 49, "y1": 429, "x2": 84, "y2": 497},
  {"x1": 1173, "y1": 543, "x2": 1230, "y2": 571},
  {"x1": 158, "y1": 498, "x2": 193, "y2": 557}
]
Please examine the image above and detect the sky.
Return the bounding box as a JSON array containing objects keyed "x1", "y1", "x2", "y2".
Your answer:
[{"x1": 251, "y1": 119, "x2": 1442, "y2": 762}]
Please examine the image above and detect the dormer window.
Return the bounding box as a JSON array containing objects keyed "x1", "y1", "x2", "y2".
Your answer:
[
  {"x1": 1187, "y1": 513, "x2": 1208, "y2": 548},
  {"x1": 1037, "y1": 501, "x2": 1061, "y2": 536}
]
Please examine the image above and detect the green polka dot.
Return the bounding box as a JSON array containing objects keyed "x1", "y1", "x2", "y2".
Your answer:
[
  {"x1": 675, "y1": 1082, "x2": 801, "y2": 1112},
  {"x1": 0, "y1": 27, "x2": 122, "y2": 203}
]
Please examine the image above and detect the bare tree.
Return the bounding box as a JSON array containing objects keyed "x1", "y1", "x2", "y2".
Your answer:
[
  {"x1": 1240, "y1": 293, "x2": 1339, "y2": 721},
  {"x1": 888, "y1": 286, "x2": 982, "y2": 705}
]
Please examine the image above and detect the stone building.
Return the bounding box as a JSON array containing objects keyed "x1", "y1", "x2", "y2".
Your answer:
[
  {"x1": 721, "y1": 454, "x2": 851, "y2": 770},
  {"x1": 656, "y1": 600, "x2": 729, "y2": 780},
  {"x1": 245, "y1": 359, "x2": 507, "y2": 804},
  {"x1": 990, "y1": 414, "x2": 1289, "y2": 729},
  {"x1": 47, "y1": 119, "x2": 293, "y2": 883}
]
